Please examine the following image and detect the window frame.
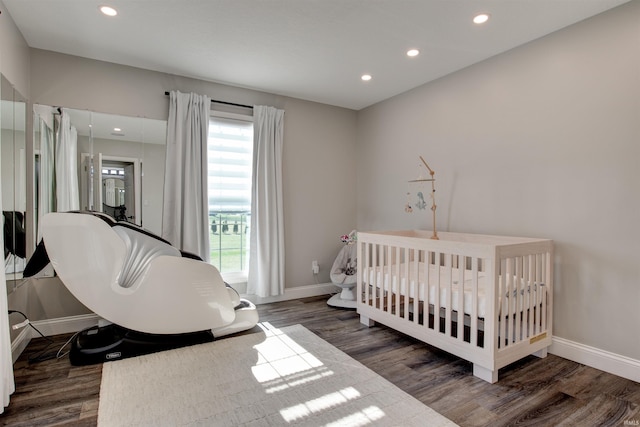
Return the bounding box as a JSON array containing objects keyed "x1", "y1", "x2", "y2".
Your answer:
[{"x1": 208, "y1": 110, "x2": 254, "y2": 285}]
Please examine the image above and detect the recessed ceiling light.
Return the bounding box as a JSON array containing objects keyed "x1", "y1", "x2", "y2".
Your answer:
[
  {"x1": 407, "y1": 49, "x2": 420, "y2": 57},
  {"x1": 473, "y1": 13, "x2": 490, "y2": 24},
  {"x1": 99, "y1": 5, "x2": 118, "y2": 17},
  {"x1": 113, "y1": 127, "x2": 121, "y2": 132},
  {"x1": 361, "y1": 74, "x2": 372, "y2": 82}
]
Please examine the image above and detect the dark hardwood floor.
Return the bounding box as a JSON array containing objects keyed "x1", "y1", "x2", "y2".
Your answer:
[{"x1": 3, "y1": 295, "x2": 639, "y2": 426}]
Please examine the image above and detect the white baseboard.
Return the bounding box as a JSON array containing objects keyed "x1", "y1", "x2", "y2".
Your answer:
[
  {"x1": 243, "y1": 282, "x2": 337, "y2": 305},
  {"x1": 11, "y1": 327, "x2": 31, "y2": 364},
  {"x1": 29, "y1": 313, "x2": 100, "y2": 337},
  {"x1": 10, "y1": 314, "x2": 100, "y2": 363},
  {"x1": 550, "y1": 336, "x2": 640, "y2": 383}
]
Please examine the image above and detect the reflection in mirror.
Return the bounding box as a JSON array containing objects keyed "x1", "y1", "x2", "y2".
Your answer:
[
  {"x1": 33, "y1": 106, "x2": 167, "y2": 238},
  {"x1": 2, "y1": 74, "x2": 27, "y2": 280},
  {"x1": 102, "y1": 163, "x2": 133, "y2": 221},
  {"x1": 33, "y1": 105, "x2": 59, "y2": 242},
  {"x1": 104, "y1": 177, "x2": 125, "y2": 208}
]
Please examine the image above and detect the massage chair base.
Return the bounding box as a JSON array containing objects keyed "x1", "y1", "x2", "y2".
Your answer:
[{"x1": 69, "y1": 323, "x2": 214, "y2": 366}]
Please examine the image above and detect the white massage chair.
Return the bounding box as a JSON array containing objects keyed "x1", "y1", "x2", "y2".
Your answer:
[{"x1": 33, "y1": 211, "x2": 259, "y2": 364}]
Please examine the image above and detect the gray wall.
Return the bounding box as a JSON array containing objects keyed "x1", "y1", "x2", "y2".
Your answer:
[
  {"x1": 0, "y1": 0, "x2": 29, "y2": 99},
  {"x1": 30, "y1": 49, "x2": 358, "y2": 292},
  {"x1": 356, "y1": 2, "x2": 640, "y2": 360}
]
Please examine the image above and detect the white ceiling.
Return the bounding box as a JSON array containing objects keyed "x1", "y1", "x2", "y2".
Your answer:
[{"x1": 3, "y1": 0, "x2": 630, "y2": 110}]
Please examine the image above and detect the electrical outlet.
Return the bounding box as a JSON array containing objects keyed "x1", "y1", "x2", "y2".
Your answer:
[{"x1": 312, "y1": 260, "x2": 319, "y2": 274}]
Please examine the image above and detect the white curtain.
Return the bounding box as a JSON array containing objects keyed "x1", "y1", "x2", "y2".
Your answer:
[
  {"x1": 55, "y1": 110, "x2": 79, "y2": 212},
  {"x1": 162, "y1": 91, "x2": 211, "y2": 261},
  {"x1": 247, "y1": 106, "x2": 285, "y2": 297},
  {"x1": 1, "y1": 143, "x2": 16, "y2": 414},
  {"x1": 37, "y1": 114, "x2": 55, "y2": 241},
  {"x1": 15, "y1": 149, "x2": 26, "y2": 213}
]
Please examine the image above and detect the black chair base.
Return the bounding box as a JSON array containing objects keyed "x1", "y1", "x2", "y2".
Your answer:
[{"x1": 69, "y1": 323, "x2": 214, "y2": 365}]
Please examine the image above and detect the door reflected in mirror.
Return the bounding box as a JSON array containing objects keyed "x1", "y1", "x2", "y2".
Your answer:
[{"x1": 101, "y1": 159, "x2": 137, "y2": 222}]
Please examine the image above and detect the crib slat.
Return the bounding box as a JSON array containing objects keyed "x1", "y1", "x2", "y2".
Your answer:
[
  {"x1": 377, "y1": 245, "x2": 381, "y2": 310},
  {"x1": 540, "y1": 255, "x2": 551, "y2": 332},
  {"x1": 508, "y1": 258, "x2": 516, "y2": 346},
  {"x1": 410, "y1": 249, "x2": 420, "y2": 324},
  {"x1": 434, "y1": 252, "x2": 441, "y2": 334},
  {"x1": 372, "y1": 243, "x2": 378, "y2": 309},
  {"x1": 515, "y1": 256, "x2": 522, "y2": 343},
  {"x1": 527, "y1": 254, "x2": 534, "y2": 339},
  {"x1": 384, "y1": 244, "x2": 388, "y2": 313},
  {"x1": 393, "y1": 245, "x2": 399, "y2": 315},
  {"x1": 432, "y1": 251, "x2": 439, "y2": 333},
  {"x1": 357, "y1": 241, "x2": 362, "y2": 304},
  {"x1": 403, "y1": 247, "x2": 410, "y2": 320},
  {"x1": 444, "y1": 253, "x2": 452, "y2": 337},
  {"x1": 388, "y1": 244, "x2": 392, "y2": 313},
  {"x1": 545, "y1": 249, "x2": 553, "y2": 336},
  {"x1": 381, "y1": 244, "x2": 387, "y2": 311},
  {"x1": 403, "y1": 247, "x2": 407, "y2": 318},
  {"x1": 398, "y1": 247, "x2": 403, "y2": 317},
  {"x1": 394, "y1": 246, "x2": 400, "y2": 317},
  {"x1": 497, "y1": 259, "x2": 502, "y2": 348},
  {"x1": 368, "y1": 242, "x2": 373, "y2": 306},
  {"x1": 457, "y1": 256, "x2": 465, "y2": 341},
  {"x1": 531, "y1": 253, "x2": 536, "y2": 335},
  {"x1": 524, "y1": 254, "x2": 538, "y2": 338},
  {"x1": 504, "y1": 258, "x2": 510, "y2": 347},
  {"x1": 424, "y1": 253, "x2": 431, "y2": 330},
  {"x1": 366, "y1": 242, "x2": 372, "y2": 308},
  {"x1": 422, "y1": 254, "x2": 428, "y2": 327},
  {"x1": 536, "y1": 253, "x2": 542, "y2": 335},
  {"x1": 383, "y1": 243, "x2": 388, "y2": 312},
  {"x1": 362, "y1": 242, "x2": 369, "y2": 306},
  {"x1": 379, "y1": 244, "x2": 385, "y2": 312},
  {"x1": 470, "y1": 257, "x2": 478, "y2": 347}
]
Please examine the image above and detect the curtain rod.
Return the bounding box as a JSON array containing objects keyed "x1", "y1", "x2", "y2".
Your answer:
[{"x1": 164, "y1": 91, "x2": 253, "y2": 109}]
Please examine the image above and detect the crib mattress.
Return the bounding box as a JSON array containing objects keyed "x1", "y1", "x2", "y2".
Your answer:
[{"x1": 363, "y1": 263, "x2": 544, "y2": 318}]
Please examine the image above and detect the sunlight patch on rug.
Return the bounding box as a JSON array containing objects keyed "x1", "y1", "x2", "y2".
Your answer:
[{"x1": 98, "y1": 323, "x2": 457, "y2": 426}]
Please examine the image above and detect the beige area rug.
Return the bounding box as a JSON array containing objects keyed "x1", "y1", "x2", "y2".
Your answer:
[{"x1": 98, "y1": 323, "x2": 457, "y2": 426}]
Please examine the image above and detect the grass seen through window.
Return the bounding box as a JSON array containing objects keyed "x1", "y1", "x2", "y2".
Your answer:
[{"x1": 209, "y1": 212, "x2": 250, "y2": 273}]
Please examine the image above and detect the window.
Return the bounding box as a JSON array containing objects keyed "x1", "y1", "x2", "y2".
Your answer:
[{"x1": 207, "y1": 114, "x2": 253, "y2": 278}]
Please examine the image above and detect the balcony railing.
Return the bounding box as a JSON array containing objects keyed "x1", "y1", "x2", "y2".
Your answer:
[{"x1": 209, "y1": 211, "x2": 250, "y2": 274}]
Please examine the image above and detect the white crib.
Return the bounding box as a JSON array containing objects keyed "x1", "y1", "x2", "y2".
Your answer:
[{"x1": 356, "y1": 230, "x2": 553, "y2": 383}]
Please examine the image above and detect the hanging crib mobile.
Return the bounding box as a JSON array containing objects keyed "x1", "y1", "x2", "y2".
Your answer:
[{"x1": 406, "y1": 156, "x2": 438, "y2": 240}]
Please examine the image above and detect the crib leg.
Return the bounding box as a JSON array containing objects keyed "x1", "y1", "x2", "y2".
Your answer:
[
  {"x1": 473, "y1": 364, "x2": 498, "y2": 383},
  {"x1": 360, "y1": 315, "x2": 375, "y2": 327},
  {"x1": 533, "y1": 347, "x2": 548, "y2": 359}
]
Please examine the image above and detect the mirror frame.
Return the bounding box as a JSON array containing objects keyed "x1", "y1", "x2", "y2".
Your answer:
[{"x1": 1, "y1": 73, "x2": 28, "y2": 283}]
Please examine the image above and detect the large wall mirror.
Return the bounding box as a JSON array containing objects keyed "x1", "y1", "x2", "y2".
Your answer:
[
  {"x1": 1, "y1": 74, "x2": 27, "y2": 282},
  {"x1": 32, "y1": 105, "x2": 167, "y2": 251}
]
